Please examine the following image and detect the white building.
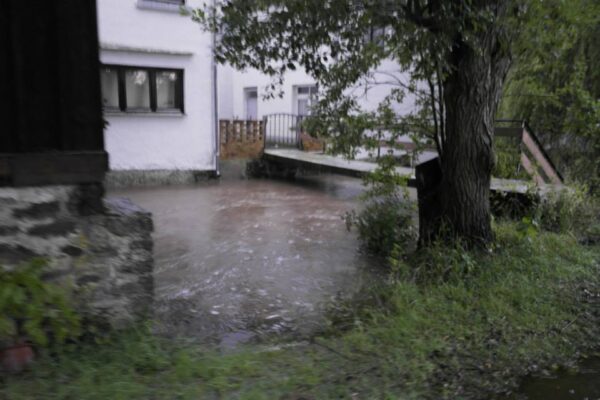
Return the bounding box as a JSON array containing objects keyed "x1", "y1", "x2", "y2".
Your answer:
[
  {"x1": 218, "y1": 66, "x2": 320, "y2": 120},
  {"x1": 96, "y1": 0, "x2": 418, "y2": 180},
  {"x1": 97, "y1": 0, "x2": 218, "y2": 180},
  {"x1": 220, "y1": 59, "x2": 418, "y2": 121}
]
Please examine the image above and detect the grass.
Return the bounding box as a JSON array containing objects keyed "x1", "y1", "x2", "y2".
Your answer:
[{"x1": 1, "y1": 222, "x2": 599, "y2": 399}]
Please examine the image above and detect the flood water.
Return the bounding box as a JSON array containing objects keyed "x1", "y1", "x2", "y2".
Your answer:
[
  {"x1": 510, "y1": 357, "x2": 600, "y2": 400},
  {"x1": 111, "y1": 175, "x2": 383, "y2": 347},
  {"x1": 111, "y1": 173, "x2": 600, "y2": 397}
]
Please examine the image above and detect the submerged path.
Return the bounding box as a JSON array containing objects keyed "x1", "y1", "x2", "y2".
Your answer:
[{"x1": 111, "y1": 176, "x2": 383, "y2": 347}]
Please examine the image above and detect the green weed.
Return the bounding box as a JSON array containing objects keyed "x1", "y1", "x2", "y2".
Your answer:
[{"x1": 1, "y1": 224, "x2": 599, "y2": 399}]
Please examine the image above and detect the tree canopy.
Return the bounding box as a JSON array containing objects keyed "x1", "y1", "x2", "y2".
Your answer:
[
  {"x1": 500, "y1": 0, "x2": 600, "y2": 193},
  {"x1": 196, "y1": 1, "x2": 518, "y2": 155},
  {"x1": 195, "y1": 1, "x2": 520, "y2": 246}
]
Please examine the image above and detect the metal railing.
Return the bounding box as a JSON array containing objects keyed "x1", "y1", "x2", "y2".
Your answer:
[
  {"x1": 262, "y1": 113, "x2": 306, "y2": 149},
  {"x1": 260, "y1": 114, "x2": 562, "y2": 184}
]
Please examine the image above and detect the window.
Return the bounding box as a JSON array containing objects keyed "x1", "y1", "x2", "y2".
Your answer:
[
  {"x1": 295, "y1": 85, "x2": 317, "y2": 116},
  {"x1": 244, "y1": 87, "x2": 258, "y2": 120},
  {"x1": 137, "y1": 0, "x2": 185, "y2": 12},
  {"x1": 100, "y1": 65, "x2": 184, "y2": 114}
]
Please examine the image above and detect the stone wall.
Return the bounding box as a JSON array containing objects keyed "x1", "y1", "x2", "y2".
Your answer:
[
  {"x1": 105, "y1": 170, "x2": 216, "y2": 189},
  {"x1": 0, "y1": 185, "x2": 154, "y2": 328}
]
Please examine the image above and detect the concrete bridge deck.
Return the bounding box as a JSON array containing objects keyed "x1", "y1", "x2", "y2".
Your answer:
[{"x1": 263, "y1": 148, "x2": 549, "y2": 195}]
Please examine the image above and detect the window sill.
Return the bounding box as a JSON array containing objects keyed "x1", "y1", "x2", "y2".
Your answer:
[
  {"x1": 136, "y1": 0, "x2": 188, "y2": 13},
  {"x1": 104, "y1": 111, "x2": 185, "y2": 118}
]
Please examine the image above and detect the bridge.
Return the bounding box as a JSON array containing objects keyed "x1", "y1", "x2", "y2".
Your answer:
[{"x1": 260, "y1": 114, "x2": 562, "y2": 195}]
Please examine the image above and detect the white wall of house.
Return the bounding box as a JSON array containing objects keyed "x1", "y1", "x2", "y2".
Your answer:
[
  {"x1": 97, "y1": 0, "x2": 216, "y2": 172},
  {"x1": 219, "y1": 67, "x2": 318, "y2": 120},
  {"x1": 218, "y1": 64, "x2": 234, "y2": 121},
  {"x1": 222, "y1": 58, "x2": 418, "y2": 120},
  {"x1": 351, "y1": 59, "x2": 418, "y2": 116}
]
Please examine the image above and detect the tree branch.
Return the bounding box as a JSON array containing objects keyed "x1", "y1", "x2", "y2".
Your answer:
[
  {"x1": 426, "y1": 75, "x2": 443, "y2": 158},
  {"x1": 435, "y1": 63, "x2": 446, "y2": 151}
]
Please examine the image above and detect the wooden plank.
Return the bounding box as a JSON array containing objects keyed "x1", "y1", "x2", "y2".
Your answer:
[
  {"x1": 494, "y1": 127, "x2": 523, "y2": 139},
  {"x1": 0, "y1": 152, "x2": 108, "y2": 187},
  {"x1": 522, "y1": 129, "x2": 562, "y2": 184},
  {"x1": 520, "y1": 153, "x2": 546, "y2": 185},
  {"x1": 0, "y1": 7, "x2": 16, "y2": 152},
  {"x1": 0, "y1": 1, "x2": 103, "y2": 154},
  {"x1": 55, "y1": 0, "x2": 104, "y2": 151}
]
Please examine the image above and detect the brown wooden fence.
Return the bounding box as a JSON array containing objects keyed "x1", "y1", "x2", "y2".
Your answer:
[{"x1": 219, "y1": 120, "x2": 264, "y2": 159}]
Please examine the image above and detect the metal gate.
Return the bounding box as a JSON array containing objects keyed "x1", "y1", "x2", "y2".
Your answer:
[{"x1": 262, "y1": 113, "x2": 306, "y2": 149}]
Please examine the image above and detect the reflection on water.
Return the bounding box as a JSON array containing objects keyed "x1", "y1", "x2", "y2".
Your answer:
[
  {"x1": 111, "y1": 175, "x2": 382, "y2": 346},
  {"x1": 512, "y1": 357, "x2": 600, "y2": 400}
]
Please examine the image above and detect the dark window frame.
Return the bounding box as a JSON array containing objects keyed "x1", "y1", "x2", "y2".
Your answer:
[{"x1": 101, "y1": 64, "x2": 184, "y2": 114}]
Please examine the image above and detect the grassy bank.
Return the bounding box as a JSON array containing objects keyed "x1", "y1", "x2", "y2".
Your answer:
[{"x1": 1, "y1": 223, "x2": 599, "y2": 399}]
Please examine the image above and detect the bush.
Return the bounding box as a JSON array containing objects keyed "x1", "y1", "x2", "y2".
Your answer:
[
  {"x1": 2, "y1": 224, "x2": 599, "y2": 399},
  {"x1": 493, "y1": 136, "x2": 531, "y2": 180},
  {"x1": 0, "y1": 259, "x2": 81, "y2": 347},
  {"x1": 534, "y1": 186, "x2": 600, "y2": 243},
  {"x1": 345, "y1": 193, "x2": 416, "y2": 258}
]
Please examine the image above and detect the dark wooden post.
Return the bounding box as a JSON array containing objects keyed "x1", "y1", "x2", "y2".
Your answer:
[
  {"x1": 416, "y1": 156, "x2": 443, "y2": 246},
  {"x1": 0, "y1": 0, "x2": 108, "y2": 187}
]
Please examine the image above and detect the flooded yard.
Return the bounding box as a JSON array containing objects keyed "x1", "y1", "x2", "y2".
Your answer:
[
  {"x1": 110, "y1": 175, "x2": 600, "y2": 399},
  {"x1": 111, "y1": 175, "x2": 382, "y2": 347}
]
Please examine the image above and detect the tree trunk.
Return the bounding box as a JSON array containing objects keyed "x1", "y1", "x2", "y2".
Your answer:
[{"x1": 419, "y1": 13, "x2": 512, "y2": 247}]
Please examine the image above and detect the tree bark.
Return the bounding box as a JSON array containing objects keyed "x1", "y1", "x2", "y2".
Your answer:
[{"x1": 419, "y1": 9, "x2": 512, "y2": 247}]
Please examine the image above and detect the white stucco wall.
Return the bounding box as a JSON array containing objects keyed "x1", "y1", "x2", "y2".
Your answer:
[
  {"x1": 225, "y1": 59, "x2": 418, "y2": 120},
  {"x1": 217, "y1": 64, "x2": 234, "y2": 120},
  {"x1": 351, "y1": 59, "x2": 418, "y2": 116},
  {"x1": 225, "y1": 68, "x2": 318, "y2": 120},
  {"x1": 97, "y1": 0, "x2": 216, "y2": 171}
]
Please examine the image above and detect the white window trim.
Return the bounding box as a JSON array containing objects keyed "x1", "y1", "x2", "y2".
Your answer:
[
  {"x1": 244, "y1": 87, "x2": 258, "y2": 120},
  {"x1": 293, "y1": 84, "x2": 318, "y2": 116}
]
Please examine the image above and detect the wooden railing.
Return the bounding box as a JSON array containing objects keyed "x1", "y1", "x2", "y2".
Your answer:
[
  {"x1": 219, "y1": 120, "x2": 264, "y2": 160},
  {"x1": 220, "y1": 119, "x2": 263, "y2": 143},
  {"x1": 495, "y1": 120, "x2": 563, "y2": 185}
]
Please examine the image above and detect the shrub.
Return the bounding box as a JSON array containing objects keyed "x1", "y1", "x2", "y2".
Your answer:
[
  {"x1": 534, "y1": 186, "x2": 600, "y2": 243},
  {"x1": 345, "y1": 193, "x2": 416, "y2": 258},
  {"x1": 493, "y1": 136, "x2": 531, "y2": 180},
  {"x1": 0, "y1": 259, "x2": 81, "y2": 347}
]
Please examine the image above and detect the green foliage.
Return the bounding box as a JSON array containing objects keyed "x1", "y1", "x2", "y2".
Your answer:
[
  {"x1": 492, "y1": 136, "x2": 530, "y2": 180},
  {"x1": 194, "y1": 0, "x2": 517, "y2": 158},
  {"x1": 500, "y1": 0, "x2": 600, "y2": 192},
  {"x1": 390, "y1": 239, "x2": 478, "y2": 285},
  {"x1": 0, "y1": 259, "x2": 80, "y2": 347},
  {"x1": 533, "y1": 187, "x2": 600, "y2": 242},
  {"x1": 196, "y1": 1, "x2": 525, "y2": 244},
  {"x1": 345, "y1": 194, "x2": 416, "y2": 258},
  {"x1": 2, "y1": 225, "x2": 599, "y2": 399},
  {"x1": 492, "y1": 184, "x2": 600, "y2": 243},
  {"x1": 345, "y1": 156, "x2": 417, "y2": 258}
]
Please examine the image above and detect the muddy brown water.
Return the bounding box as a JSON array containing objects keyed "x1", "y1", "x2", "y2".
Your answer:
[
  {"x1": 111, "y1": 174, "x2": 600, "y2": 397},
  {"x1": 111, "y1": 175, "x2": 383, "y2": 347}
]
